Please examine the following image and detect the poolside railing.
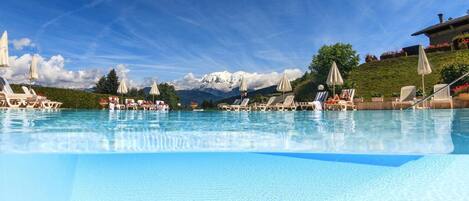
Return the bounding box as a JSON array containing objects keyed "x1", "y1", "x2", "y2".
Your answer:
[{"x1": 406, "y1": 71, "x2": 469, "y2": 110}]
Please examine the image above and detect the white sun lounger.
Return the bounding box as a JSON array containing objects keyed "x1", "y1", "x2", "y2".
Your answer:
[
  {"x1": 392, "y1": 86, "x2": 417, "y2": 110},
  {"x1": 221, "y1": 99, "x2": 241, "y2": 110},
  {"x1": 273, "y1": 95, "x2": 297, "y2": 111},
  {"x1": 0, "y1": 77, "x2": 38, "y2": 108},
  {"x1": 298, "y1": 91, "x2": 329, "y2": 110},
  {"x1": 229, "y1": 98, "x2": 250, "y2": 111},
  {"x1": 28, "y1": 88, "x2": 62, "y2": 108},
  {"x1": 430, "y1": 84, "x2": 453, "y2": 109},
  {"x1": 255, "y1": 96, "x2": 276, "y2": 111},
  {"x1": 337, "y1": 89, "x2": 356, "y2": 111}
]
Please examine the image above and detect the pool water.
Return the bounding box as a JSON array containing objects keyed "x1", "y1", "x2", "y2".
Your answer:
[
  {"x1": 1, "y1": 109, "x2": 468, "y2": 154},
  {"x1": 1, "y1": 109, "x2": 469, "y2": 201}
]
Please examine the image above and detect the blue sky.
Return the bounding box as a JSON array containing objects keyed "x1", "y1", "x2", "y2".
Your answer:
[{"x1": 1, "y1": 0, "x2": 468, "y2": 84}]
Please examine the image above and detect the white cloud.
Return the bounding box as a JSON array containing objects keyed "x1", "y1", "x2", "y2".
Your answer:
[
  {"x1": 3, "y1": 54, "x2": 102, "y2": 89},
  {"x1": 2, "y1": 53, "x2": 303, "y2": 91},
  {"x1": 171, "y1": 69, "x2": 303, "y2": 92},
  {"x1": 11, "y1": 38, "x2": 35, "y2": 50}
]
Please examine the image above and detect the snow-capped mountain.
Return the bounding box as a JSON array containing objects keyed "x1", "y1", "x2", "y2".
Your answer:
[
  {"x1": 171, "y1": 69, "x2": 303, "y2": 104},
  {"x1": 172, "y1": 69, "x2": 303, "y2": 93}
]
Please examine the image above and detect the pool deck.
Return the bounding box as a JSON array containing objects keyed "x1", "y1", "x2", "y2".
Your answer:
[{"x1": 356, "y1": 98, "x2": 468, "y2": 110}]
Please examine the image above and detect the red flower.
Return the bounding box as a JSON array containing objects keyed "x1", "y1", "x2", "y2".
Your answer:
[{"x1": 453, "y1": 83, "x2": 469, "y2": 94}]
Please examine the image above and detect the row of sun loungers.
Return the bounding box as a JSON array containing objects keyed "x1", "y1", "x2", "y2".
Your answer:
[
  {"x1": 107, "y1": 97, "x2": 169, "y2": 111},
  {"x1": 219, "y1": 84, "x2": 454, "y2": 111},
  {"x1": 220, "y1": 95, "x2": 299, "y2": 111},
  {"x1": 0, "y1": 77, "x2": 62, "y2": 109},
  {"x1": 392, "y1": 84, "x2": 453, "y2": 110}
]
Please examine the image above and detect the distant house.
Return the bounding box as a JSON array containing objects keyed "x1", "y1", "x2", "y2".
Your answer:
[{"x1": 412, "y1": 13, "x2": 469, "y2": 45}]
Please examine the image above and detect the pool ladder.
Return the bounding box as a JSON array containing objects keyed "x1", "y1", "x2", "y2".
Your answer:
[{"x1": 406, "y1": 71, "x2": 469, "y2": 110}]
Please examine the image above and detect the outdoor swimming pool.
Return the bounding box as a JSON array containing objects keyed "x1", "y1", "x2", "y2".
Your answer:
[{"x1": 1, "y1": 109, "x2": 469, "y2": 201}]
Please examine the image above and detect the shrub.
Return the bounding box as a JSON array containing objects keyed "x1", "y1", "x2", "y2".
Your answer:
[
  {"x1": 371, "y1": 92, "x2": 383, "y2": 97},
  {"x1": 452, "y1": 33, "x2": 469, "y2": 50},
  {"x1": 380, "y1": 50, "x2": 407, "y2": 60},
  {"x1": 453, "y1": 83, "x2": 469, "y2": 96},
  {"x1": 391, "y1": 92, "x2": 400, "y2": 98},
  {"x1": 365, "y1": 54, "x2": 378, "y2": 63},
  {"x1": 440, "y1": 63, "x2": 469, "y2": 88}
]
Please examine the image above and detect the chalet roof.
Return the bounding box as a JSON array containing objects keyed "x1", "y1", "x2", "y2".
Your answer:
[{"x1": 412, "y1": 14, "x2": 469, "y2": 36}]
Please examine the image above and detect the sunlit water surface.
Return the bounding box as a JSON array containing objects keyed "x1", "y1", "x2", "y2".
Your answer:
[{"x1": 1, "y1": 109, "x2": 468, "y2": 154}]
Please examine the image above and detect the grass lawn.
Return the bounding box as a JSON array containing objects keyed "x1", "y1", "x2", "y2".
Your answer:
[{"x1": 349, "y1": 49, "x2": 469, "y2": 98}]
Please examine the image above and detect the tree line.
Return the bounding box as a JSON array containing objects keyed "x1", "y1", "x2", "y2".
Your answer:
[{"x1": 94, "y1": 69, "x2": 180, "y2": 109}]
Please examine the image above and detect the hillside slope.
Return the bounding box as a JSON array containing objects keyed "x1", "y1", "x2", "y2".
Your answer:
[{"x1": 349, "y1": 49, "x2": 469, "y2": 98}]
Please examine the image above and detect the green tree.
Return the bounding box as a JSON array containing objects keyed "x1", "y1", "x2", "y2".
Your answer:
[
  {"x1": 128, "y1": 88, "x2": 143, "y2": 98},
  {"x1": 95, "y1": 76, "x2": 107, "y2": 93},
  {"x1": 105, "y1": 69, "x2": 119, "y2": 95},
  {"x1": 308, "y1": 43, "x2": 360, "y2": 83},
  {"x1": 201, "y1": 100, "x2": 215, "y2": 109},
  {"x1": 155, "y1": 83, "x2": 180, "y2": 109}
]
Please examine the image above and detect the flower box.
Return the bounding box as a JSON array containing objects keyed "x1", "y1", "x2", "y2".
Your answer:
[{"x1": 425, "y1": 43, "x2": 452, "y2": 53}]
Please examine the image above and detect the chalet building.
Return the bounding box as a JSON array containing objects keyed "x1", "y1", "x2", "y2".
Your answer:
[{"x1": 412, "y1": 13, "x2": 469, "y2": 45}]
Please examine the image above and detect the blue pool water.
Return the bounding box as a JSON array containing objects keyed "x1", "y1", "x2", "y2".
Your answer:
[
  {"x1": 1, "y1": 109, "x2": 468, "y2": 154},
  {"x1": 1, "y1": 109, "x2": 469, "y2": 201}
]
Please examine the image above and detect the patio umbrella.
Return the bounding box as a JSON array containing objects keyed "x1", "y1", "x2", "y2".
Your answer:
[
  {"x1": 0, "y1": 31, "x2": 9, "y2": 67},
  {"x1": 276, "y1": 73, "x2": 292, "y2": 98},
  {"x1": 117, "y1": 79, "x2": 128, "y2": 104},
  {"x1": 417, "y1": 45, "x2": 432, "y2": 98},
  {"x1": 239, "y1": 76, "x2": 248, "y2": 99},
  {"x1": 326, "y1": 61, "x2": 344, "y2": 95},
  {"x1": 29, "y1": 54, "x2": 39, "y2": 89},
  {"x1": 149, "y1": 81, "x2": 160, "y2": 103}
]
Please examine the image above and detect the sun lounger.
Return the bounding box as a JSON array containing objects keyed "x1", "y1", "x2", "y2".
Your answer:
[
  {"x1": 125, "y1": 99, "x2": 138, "y2": 110},
  {"x1": 313, "y1": 91, "x2": 329, "y2": 111},
  {"x1": 273, "y1": 95, "x2": 297, "y2": 111},
  {"x1": 22, "y1": 86, "x2": 61, "y2": 108},
  {"x1": 338, "y1": 89, "x2": 355, "y2": 111},
  {"x1": 392, "y1": 86, "x2": 417, "y2": 110},
  {"x1": 19, "y1": 86, "x2": 46, "y2": 108},
  {"x1": 254, "y1": 96, "x2": 276, "y2": 111},
  {"x1": 266, "y1": 96, "x2": 285, "y2": 110},
  {"x1": 221, "y1": 99, "x2": 241, "y2": 110},
  {"x1": 109, "y1": 96, "x2": 125, "y2": 110},
  {"x1": 0, "y1": 92, "x2": 29, "y2": 108},
  {"x1": 229, "y1": 98, "x2": 250, "y2": 111},
  {"x1": 29, "y1": 88, "x2": 62, "y2": 108},
  {"x1": 430, "y1": 84, "x2": 453, "y2": 109},
  {"x1": 298, "y1": 91, "x2": 329, "y2": 110},
  {"x1": 0, "y1": 77, "x2": 38, "y2": 108},
  {"x1": 137, "y1": 100, "x2": 151, "y2": 110},
  {"x1": 325, "y1": 89, "x2": 355, "y2": 111}
]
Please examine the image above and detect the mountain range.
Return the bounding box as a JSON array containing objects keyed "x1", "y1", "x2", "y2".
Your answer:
[
  {"x1": 176, "y1": 87, "x2": 245, "y2": 105},
  {"x1": 172, "y1": 69, "x2": 302, "y2": 105}
]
